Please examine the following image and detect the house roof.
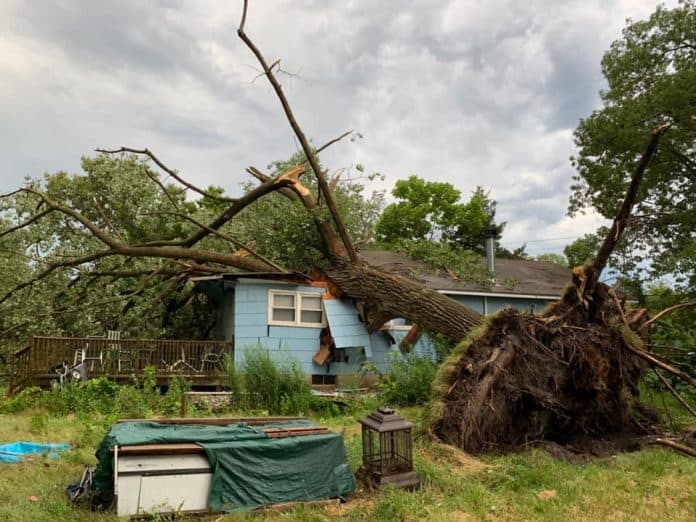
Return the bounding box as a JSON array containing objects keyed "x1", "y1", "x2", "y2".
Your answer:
[
  {"x1": 192, "y1": 250, "x2": 571, "y2": 300},
  {"x1": 358, "y1": 249, "x2": 570, "y2": 299}
]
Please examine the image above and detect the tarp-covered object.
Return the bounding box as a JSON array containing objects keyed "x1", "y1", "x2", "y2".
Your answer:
[{"x1": 93, "y1": 420, "x2": 355, "y2": 512}]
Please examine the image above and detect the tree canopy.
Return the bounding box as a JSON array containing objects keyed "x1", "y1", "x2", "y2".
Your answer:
[
  {"x1": 569, "y1": 1, "x2": 696, "y2": 290},
  {"x1": 0, "y1": 155, "x2": 230, "y2": 347},
  {"x1": 0, "y1": 149, "x2": 386, "y2": 350},
  {"x1": 375, "y1": 176, "x2": 500, "y2": 251}
]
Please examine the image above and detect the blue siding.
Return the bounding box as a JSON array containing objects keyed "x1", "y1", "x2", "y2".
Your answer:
[
  {"x1": 486, "y1": 296, "x2": 549, "y2": 314},
  {"x1": 230, "y1": 280, "x2": 556, "y2": 378},
  {"x1": 323, "y1": 299, "x2": 372, "y2": 354},
  {"x1": 449, "y1": 294, "x2": 485, "y2": 314},
  {"x1": 233, "y1": 281, "x2": 324, "y2": 374}
]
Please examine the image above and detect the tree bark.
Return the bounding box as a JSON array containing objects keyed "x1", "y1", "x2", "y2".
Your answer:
[{"x1": 325, "y1": 259, "x2": 483, "y2": 341}]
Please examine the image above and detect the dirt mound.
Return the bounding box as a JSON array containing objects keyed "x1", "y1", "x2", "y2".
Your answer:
[{"x1": 431, "y1": 282, "x2": 660, "y2": 454}]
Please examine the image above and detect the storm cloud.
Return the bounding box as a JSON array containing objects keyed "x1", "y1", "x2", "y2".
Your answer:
[{"x1": 0, "y1": 0, "x2": 674, "y2": 255}]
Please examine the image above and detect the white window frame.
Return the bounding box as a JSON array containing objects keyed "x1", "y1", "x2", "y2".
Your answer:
[{"x1": 268, "y1": 290, "x2": 326, "y2": 327}]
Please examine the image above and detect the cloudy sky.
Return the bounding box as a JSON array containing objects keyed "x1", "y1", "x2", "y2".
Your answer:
[{"x1": 0, "y1": 0, "x2": 674, "y2": 255}]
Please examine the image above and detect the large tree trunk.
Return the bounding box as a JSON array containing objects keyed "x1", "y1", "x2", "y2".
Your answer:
[{"x1": 325, "y1": 259, "x2": 482, "y2": 341}]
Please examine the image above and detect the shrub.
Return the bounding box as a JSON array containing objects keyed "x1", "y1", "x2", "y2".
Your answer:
[
  {"x1": 379, "y1": 352, "x2": 437, "y2": 406},
  {"x1": 0, "y1": 386, "x2": 42, "y2": 413},
  {"x1": 224, "y1": 345, "x2": 313, "y2": 414},
  {"x1": 162, "y1": 375, "x2": 191, "y2": 416}
]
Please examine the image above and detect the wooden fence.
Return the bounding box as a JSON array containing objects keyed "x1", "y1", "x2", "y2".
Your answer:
[{"x1": 10, "y1": 336, "x2": 234, "y2": 393}]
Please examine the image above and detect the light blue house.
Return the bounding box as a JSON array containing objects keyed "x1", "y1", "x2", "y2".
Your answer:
[{"x1": 195, "y1": 249, "x2": 570, "y2": 384}]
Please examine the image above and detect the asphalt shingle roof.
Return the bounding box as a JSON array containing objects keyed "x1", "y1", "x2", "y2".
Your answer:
[{"x1": 359, "y1": 249, "x2": 570, "y2": 298}]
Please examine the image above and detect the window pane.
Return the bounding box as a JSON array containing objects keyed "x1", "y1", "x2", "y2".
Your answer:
[
  {"x1": 273, "y1": 293, "x2": 295, "y2": 307},
  {"x1": 273, "y1": 308, "x2": 295, "y2": 322},
  {"x1": 301, "y1": 296, "x2": 322, "y2": 310},
  {"x1": 300, "y1": 310, "x2": 323, "y2": 324}
]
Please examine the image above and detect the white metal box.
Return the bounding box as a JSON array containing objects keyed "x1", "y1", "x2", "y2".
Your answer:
[{"x1": 115, "y1": 452, "x2": 212, "y2": 516}]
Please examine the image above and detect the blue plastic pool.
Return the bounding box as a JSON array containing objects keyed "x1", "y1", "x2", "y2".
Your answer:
[{"x1": 0, "y1": 442, "x2": 70, "y2": 463}]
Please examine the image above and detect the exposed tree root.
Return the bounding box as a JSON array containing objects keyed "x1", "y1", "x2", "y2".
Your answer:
[{"x1": 431, "y1": 284, "x2": 667, "y2": 453}]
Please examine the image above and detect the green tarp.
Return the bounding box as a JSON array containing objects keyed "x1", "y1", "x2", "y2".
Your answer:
[{"x1": 93, "y1": 420, "x2": 356, "y2": 512}]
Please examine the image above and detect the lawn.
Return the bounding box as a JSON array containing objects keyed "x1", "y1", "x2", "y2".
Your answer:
[{"x1": 0, "y1": 399, "x2": 694, "y2": 522}]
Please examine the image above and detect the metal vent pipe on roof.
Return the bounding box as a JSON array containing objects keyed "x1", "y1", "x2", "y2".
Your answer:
[{"x1": 485, "y1": 224, "x2": 497, "y2": 274}]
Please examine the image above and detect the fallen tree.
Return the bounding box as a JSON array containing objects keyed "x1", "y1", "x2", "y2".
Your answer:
[{"x1": 1, "y1": 2, "x2": 693, "y2": 454}]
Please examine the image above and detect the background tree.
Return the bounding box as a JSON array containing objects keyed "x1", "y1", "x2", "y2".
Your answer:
[
  {"x1": 569, "y1": 1, "x2": 696, "y2": 290},
  {"x1": 374, "y1": 176, "x2": 531, "y2": 281},
  {"x1": 564, "y1": 232, "x2": 601, "y2": 268},
  {"x1": 375, "y1": 176, "x2": 500, "y2": 251}
]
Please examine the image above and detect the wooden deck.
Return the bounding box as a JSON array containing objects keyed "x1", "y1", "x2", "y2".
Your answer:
[{"x1": 9, "y1": 336, "x2": 234, "y2": 393}]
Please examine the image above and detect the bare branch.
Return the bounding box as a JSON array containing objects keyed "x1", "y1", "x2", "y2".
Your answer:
[
  {"x1": 0, "y1": 189, "x2": 22, "y2": 198},
  {"x1": 653, "y1": 368, "x2": 696, "y2": 418},
  {"x1": 140, "y1": 165, "x2": 181, "y2": 209},
  {"x1": 141, "y1": 210, "x2": 287, "y2": 272},
  {"x1": 92, "y1": 196, "x2": 126, "y2": 243},
  {"x1": 237, "y1": 2, "x2": 358, "y2": 262},
  {"x1": 96, "y1": 147, "x2": 234, "y2": 203},
  {"x1": 639, "y1": 299, "x2": 696, "y2": 332},
  {"x1": 0, "y1": 209, "x2": 53, "y2": 238},
  {"x1": 315, "y1": 130, "x2": 354, "y2": 154}
]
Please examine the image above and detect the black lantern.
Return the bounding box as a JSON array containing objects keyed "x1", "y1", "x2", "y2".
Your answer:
[{"x1": 357, "y1": 406, "x2": 420, "y2": 490}]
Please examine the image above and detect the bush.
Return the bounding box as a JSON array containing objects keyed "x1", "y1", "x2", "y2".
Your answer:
[
  {"x1": 379, "y1": 353, "x2": 437, "y2": 406},
  {"x1": 224, "y1": 345, "x2": 313, "y2": 414},
  {"x1": 0, "y1": 366, "x2": 193, "y2": 419}
]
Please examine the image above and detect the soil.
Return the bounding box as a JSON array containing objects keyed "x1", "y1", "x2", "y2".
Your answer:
[{"x1": 434, "y1": 281, "x2": 664, "y2": 455}]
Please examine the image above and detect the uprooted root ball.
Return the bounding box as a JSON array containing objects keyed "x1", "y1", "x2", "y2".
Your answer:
[{"x1": 431, "y1": 283, "x2": 658, "y2": 454}]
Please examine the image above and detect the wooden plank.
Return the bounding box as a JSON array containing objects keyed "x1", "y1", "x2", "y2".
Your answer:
[
  {"x1": 262, "y1": 427, "x2": 331, "y2": 439},
  {"x1": 117, "y1": 416, "x2": 305, "y2": 425},
  {"x1": 115, "y1": 443, "x2": 204, "y2": 455}
]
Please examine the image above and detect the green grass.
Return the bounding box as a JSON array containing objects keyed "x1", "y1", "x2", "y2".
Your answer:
[{"x1": 0, "y1": 400, "x2": 693, "y2": 521}]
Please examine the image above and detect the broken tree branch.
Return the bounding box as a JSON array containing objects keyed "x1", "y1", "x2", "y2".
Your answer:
[
  {"x1": 141, "y1": 210, "x2": 287, "y2": 272},
  {"x1": 19, "y1": 187, "x2": 276, "y2": 271},
  {"x1": 623, "y1": 341, "x2": 696, "y2": 388},
  {"x1": 652, "y1": 368, "x2": 696, "y2": 418},
  {"x1": 652, "y1": 438, "x2": 696, "y2": 458},
  {"x1": 246, "y1": 166, "x2": 300, "y2": 201}
]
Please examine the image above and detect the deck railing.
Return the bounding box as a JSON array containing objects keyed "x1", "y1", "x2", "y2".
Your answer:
[
  {"x1": 16, "y1": 336, "x2": 233, "y2": 389},
  {"x1": 9, "y1": 345, "x2": 31, "y2": 394}
]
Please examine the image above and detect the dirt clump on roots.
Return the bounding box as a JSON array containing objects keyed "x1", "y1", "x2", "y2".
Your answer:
[{"x1": 431, "y1": 281, "x2": 660, "y2": 456}]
